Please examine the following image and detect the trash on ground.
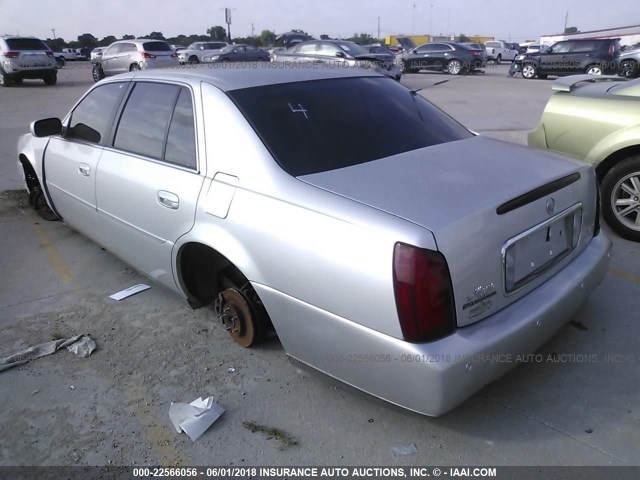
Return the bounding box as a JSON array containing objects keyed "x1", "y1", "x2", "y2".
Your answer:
[
  {"x1": 169, "y1": 396, "x2": 225, "y2": 441},
  {"x1": 109, "y1": 284, "x2": 151, "y2": 301},
  {"x1": 392, "y1": 443, "x2": 417, "y2": 457},
  {"x1": 242, "y1": 421, "x2": 298, "y2": 449},
  {"x1": 227, "y1": 367, "x2": 236, "y2": 373},
  {"x1": 66, "y1": 335, "x2": 96, "y2": 358},
  {"x1": 0, "y1": 334, "x2": 92, "y2": 372}
]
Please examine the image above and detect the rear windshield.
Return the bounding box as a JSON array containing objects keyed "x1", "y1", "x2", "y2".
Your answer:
[
  {"x1": 143, "y1": 42, "x2": 171, "y2": 52},
  {"x1": 6, "y1": 38, "x2": 48, "y2": 50},
  {"x1": 229, "y1": 77, "x2": 472, "y2": 176}
]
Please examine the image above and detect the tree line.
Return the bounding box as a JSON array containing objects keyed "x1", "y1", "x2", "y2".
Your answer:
[{"x1": 44, "y1": 27, "x2": 381, "y2": 51}]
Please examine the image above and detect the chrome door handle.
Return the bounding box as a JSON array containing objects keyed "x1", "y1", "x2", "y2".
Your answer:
[
  {"x1": 157, "y1": 191, "x2": 179, "y2": 209},
  {"x1": 78, "y1": 163, "x2": 90, "y2": 176}
]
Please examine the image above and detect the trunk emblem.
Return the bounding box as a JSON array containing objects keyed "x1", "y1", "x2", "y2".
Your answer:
[{"x1": 546, "y1": 198, "x2": 556, "y2": 215}]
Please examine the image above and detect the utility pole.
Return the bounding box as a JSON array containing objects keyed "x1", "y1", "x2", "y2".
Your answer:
[
  {"x1": 430, "y1": 4, "x2": 434, "y2": 37},
  {"x1": 51, "y1": 28, "x2": 56, "y2": 39},
  {"x1": 377, "y1": 16, "x2": 380, "y2": 41},
  {"x1": 412, "y1": 4, "x2": 416, "y2": 35},
  {"x1": 564, "y1": 11, "x2": 568, "y2": 32},
  {"x1": 251, "y1": 23, "x2": 255, "y2": 37},
  {"x1": 225, "y1": 7, "x2": 233, "y2": 42}
]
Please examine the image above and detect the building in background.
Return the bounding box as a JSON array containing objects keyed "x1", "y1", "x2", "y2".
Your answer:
[{"x1": 540, "y1": 24, "x2": 640, "y2": 47}]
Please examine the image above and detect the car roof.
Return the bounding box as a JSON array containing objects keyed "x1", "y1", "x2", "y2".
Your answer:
[
  {"x1": 113, "y1": 39, "x2": 169, "y2": 45},
  {"x1": 103, "y1": 64, "x2": 382, "y2": 92}
]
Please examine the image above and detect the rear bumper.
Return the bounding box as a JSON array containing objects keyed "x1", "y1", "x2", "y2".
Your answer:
[
  {"x1": 255, "y1": 232, "x2": 611, "y2": 416},
  {"x1": 3, "y1": 67, "x2": 57, "y2": 79}
]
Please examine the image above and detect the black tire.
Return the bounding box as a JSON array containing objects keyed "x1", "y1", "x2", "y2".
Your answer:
[
  {"x1": 129, "y1": 63, "x2": 141, "y2": 71},
  {"x1": 55, "y1": 57, "x2": 66, "y2": 68},
  {"x1": 601, "y1": 156, "x2": 640, "y2": 242},
  {"x1": 521, "y1": 63, "x2": 537, "y2": 79},
  {"x1": 620, "y1": 59, "x2": 638, "y2": 78},
  {"x1": 496, "y1": 54, "x2": 502, "y2": 65},
  {"x1": 447, "y1": 59, "x2": 463, "y2": 75},
  {"x1": 0, "y1": 68, "x2": 12, "y2": 87},
  {"x1": 92, "y1": 64, "x2": 105, "y2": 82},
  {"x1": 188, "y1": 56, "x2": 199, "y2": 64},
  {"x1": 43, "y1": 72, "x2": 57, "y2": 85},
  {"x1": 13, "y1": 77, "x2": 23, "y2": 85},
  {"x1": 31, "y1": 186, "x2": 58, "y2": 221}
]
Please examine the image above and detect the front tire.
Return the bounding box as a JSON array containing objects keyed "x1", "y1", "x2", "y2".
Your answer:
[
  {"x1": 522, "y1": 63, "x2": 537, "y2": 79},
  {"x1": 496, "y1": 54, "x2": 502, "y2": 65},
  {"x1": 129, "y1": 63, "x2": 141, "y2": 71},
  {"x1": 31, "y1": 186, "x2": 58, "y2": 221},
  {"x1": 92, "y1": 64, "x2": 105, "y2": 82},
  {"x1": 188, "y1": 56, "x2": 199, "y2": 64},
  {"x1": 601, "y1": 156, "x2": 640, "y2": 242},
  {"x1": 620, "y1": 59, "x2": 638, "y2": 78}
]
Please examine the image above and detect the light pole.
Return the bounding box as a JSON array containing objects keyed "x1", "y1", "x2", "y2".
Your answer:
[
  {"x1": 377, "y1": 16, "x2": 380, "y2": 41},
  {"x1": 412, "y1": 4, "x2": 416, "y2": 35},
  {"x1": 429, "y1": 4, "x2": 433, "y2": 37}
]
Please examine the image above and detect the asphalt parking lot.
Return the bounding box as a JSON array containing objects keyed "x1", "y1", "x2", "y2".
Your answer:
[{"x1": 0, "y1": 62, "x2": 639, "y2": 467}]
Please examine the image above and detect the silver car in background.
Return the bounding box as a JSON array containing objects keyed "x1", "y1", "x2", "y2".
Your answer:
[
  {"x1": 18, "y1": 66, "x2": 610, "y2": 416},
  {"x1": 91, "y1": 39, "x2": 178, "y2": 82},
  {"x1": 178, "y1": 41, "x2": 228, "y2": 64}
]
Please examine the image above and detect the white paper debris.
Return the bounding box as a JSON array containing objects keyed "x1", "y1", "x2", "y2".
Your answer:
[
  {"x1": 392, "y1": 444, "x2": 417, "y2": 457},
  {"x1": 227, "y1": 367, "x2": 235, "y2": 373},
  {"x1": 66, "y1": 335, "x2": 96, "y2": 358},
  {"x1": 169, "y1": 396, "x2": 225, "y2": 441},
  {"x1": 109, "y1": 284, "x2": 151, "y2": 301}
]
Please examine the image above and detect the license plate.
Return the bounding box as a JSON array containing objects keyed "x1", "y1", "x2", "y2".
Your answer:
[{"x1": 503, "y1": 205, "x2": 582, "y2": 293}]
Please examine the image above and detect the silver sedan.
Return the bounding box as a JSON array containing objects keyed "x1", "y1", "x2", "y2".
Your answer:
[{"x1": 17, "y1": 65, "x2": 611, "y2": 416}]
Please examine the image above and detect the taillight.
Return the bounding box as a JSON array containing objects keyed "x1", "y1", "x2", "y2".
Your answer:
[
  {"x1": 46, "y1": 51, "x2": 54, "y2": 57},
  {"x1": 608, "y1": 42, "x2": 615, "y2": 57},
  {"x1": 469, "y1": 51, "x2": 480, "y2": 56},
  {"x1": 3, "y1": 51, "x2": 20, "y2": 58},
  {"x1": 393, "y1": 243, "x2": 456, "y2": 343},
  {"x1": 142, "y1": 52, "x2": 156, "y2": 59}
]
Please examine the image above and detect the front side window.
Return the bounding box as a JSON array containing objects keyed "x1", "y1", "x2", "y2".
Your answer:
[
  {"x1": 552, "y1": 42, "x2": 571, "y2": 54},
  {"x1": 67, "y1": 82, "x2": 128, "y2": 144},
  {"x1": 317, "y1": 44, "x2": 340, "y2": 56},
  {"x1": 104, "y1": 44, "x2": 122, "y2": 56}
]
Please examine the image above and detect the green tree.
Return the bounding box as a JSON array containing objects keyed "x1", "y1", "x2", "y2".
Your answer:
[
  {"x1": 77, "y1": 33, "x2": 98, "y2": 49},
  {"x1": 564, "y1": 26, "x2": 579, "y2": 34},
  {"x1": 122, "y1": 34, "x2": 135, "y2": 40},
  {"x1": 291, "y1": 29, "x2": 310, "y2": 37},
  {"x1": 259, "y1": 29, "x2": 276, "y2": 46},
  {"x1": 458, "y1": 34, "x2": 471, "y2": 43},
  {"x1": 207, "y1": 26, "x2": 227, "y2": 41},
  {"x1": 143, "y1": 31, "x2": 165, "y2": 40},
  {"x1": 98, "y1": 35, "x2": 117, "y2": 47},
  {"x1": 45, "y1": 37, "x2": 65, "y2": 52},
  {"x1": 347, "y1": 33, "x2": 377, "y2": 45},
  {"x1": 320, "y1": 34, "x2": 331, "y2": 40}
]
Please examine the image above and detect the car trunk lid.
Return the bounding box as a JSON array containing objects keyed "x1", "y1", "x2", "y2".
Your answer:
[{"x1": 299, "y1": 136, "x2": 597, "y2": 327}]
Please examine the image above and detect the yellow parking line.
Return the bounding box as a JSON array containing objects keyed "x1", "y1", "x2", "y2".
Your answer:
[
  {"x1": 608, "y1": 268, "x2": 640, "y2": 286},
  {"x1": 30, "y1": 221, "x2": 74, "y2": 284}
]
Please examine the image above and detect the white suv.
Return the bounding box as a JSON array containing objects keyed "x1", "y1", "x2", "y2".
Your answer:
[
  {"x1": 92, "y1": 39, "x2": 179, "y2": 82},
  {"x1": 484, "y1": 40, "x2": 519, "y2": 64},
  {"x1": 0, "y1": 36, "x2": 57, "y2": 87}
]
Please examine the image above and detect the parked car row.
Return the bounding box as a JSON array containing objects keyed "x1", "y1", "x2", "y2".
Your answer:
[{"x1": 399, "y1": 42, "x2": 486, "y2": 75}]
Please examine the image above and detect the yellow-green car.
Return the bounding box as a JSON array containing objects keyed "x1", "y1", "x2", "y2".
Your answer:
[{"x1": 529, "y1": 75, "x2": 640, "y2": 242}]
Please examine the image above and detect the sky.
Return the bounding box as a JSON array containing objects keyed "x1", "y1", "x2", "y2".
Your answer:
[{"x1": 0, "y1": 0, "x2": 638, "y2": 43}]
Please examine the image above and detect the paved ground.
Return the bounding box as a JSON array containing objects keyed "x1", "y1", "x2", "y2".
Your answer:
[{"x1": 0, "y1": 62, "x2": 639, "y2": 467}]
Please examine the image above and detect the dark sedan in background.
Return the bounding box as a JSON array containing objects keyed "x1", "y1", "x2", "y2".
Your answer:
[
  {"x1": 272, "y1": 40, "x2": 401, "y2": 80},
  {"x1": 401, "y1": 42, "x2": 485, "y2": 75},
  {"x1": 202, "y1": 44, "x2": 270, "y2": 63}
]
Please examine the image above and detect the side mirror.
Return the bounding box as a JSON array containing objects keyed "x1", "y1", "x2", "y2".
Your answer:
[
  {"x1": 30, "y1": 118, "x2": 62, "y2": 137},
  {"x1": 335, "y1": 51, "x2": 346, "y2": 58}
]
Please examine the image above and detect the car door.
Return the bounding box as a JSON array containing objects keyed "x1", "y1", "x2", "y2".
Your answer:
[
  {"x1": 411, "y1": 44, "x2": 434, "y2": 70},
  {"x1": 117, "y1": 43, "x2": 137, "y2": 71},
  {"x1": 95, "y1": 82, "x2": 204, "y2": 291},
  {"x1": 566, "y1": 40, "x2": 597, "y2": 74},
  {"x1": 101, "y1": 43, "x2": 123, "y2": 74},
  {"x1": 43, "y1": 82, "x2": 129, "y2": 236},
  {"x1": 540, "y1": 41, "x2": 572, "y2": 74}
]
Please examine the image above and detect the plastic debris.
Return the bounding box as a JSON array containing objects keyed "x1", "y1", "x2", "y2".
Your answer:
[
  {"x1": 0, "y1": 334, "x2": 90, "y2": 372},
  {"x1": 169, "y1": 397, "x2": 225, "y2": 441},
  {"x1": 66, "y1": 335, "x2": 96, "y2": 358},
  {"x1": 392, "y1": 444, "x2": 418, "y2": 457},
  {"x1": 109, "y1": 284, "x2": 150, "y2": 301},
  {"x1": 227, "y1": 367, "x2": 236, "y2": 373}
]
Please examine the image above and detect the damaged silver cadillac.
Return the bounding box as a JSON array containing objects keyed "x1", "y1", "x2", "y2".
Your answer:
[{"x1": 17, "y1": 65, "x2": 611, "y2": 416}]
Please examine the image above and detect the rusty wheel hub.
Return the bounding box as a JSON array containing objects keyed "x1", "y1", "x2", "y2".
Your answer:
[{"x1": 217, "y1": 289, "x2": 256, "y2": 347}]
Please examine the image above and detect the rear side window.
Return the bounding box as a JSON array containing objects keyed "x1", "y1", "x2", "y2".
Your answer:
[
  {"x1": 114, "y1": 83, "x2": 197, "y2": 168},
  {"x1": 6, "y1": 38, "x2": 48, "y2": 50},
  {"x1": 143, "y1": 42, "x2": 171, "y2": 52},
  {"x1": 571, "y1": 41, "x2": 596, "y2": 53},
  {"x1": 229, "y1": 77, "x2": 472, "y2": 176},
  {"x1": 67, "y1": 83, "x2": 128, "y2": 144}
]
